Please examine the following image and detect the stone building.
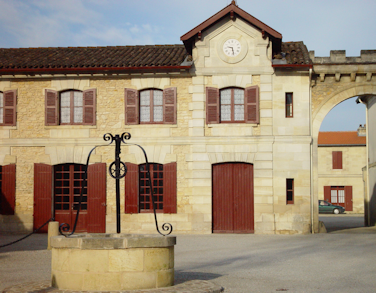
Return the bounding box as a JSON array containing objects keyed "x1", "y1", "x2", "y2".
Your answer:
[
  {"x1": 318, "y1": 128, "x2": 366, "y2": 213},
  {"x1": 0, "y1": 1, "x2": 375, "y2": 234}
]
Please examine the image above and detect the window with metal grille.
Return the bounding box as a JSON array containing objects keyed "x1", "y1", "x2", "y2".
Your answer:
[
  {"x1": 285, "y1": 92, "x2": 293, "y2": 117},
  {"x1": 286, "y1": 178, "x2": 294, "y2": 204},
  {"x1": 139, "y1": 163, "x2": 163, "y2": 212},
  {"x1": 54, "y1": 164, "x2": 87, "y2": 211}
]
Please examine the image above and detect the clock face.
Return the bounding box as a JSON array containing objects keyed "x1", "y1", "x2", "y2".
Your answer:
[{"x1": 223, "y1": 39, "x2": 242, "y2": 57}]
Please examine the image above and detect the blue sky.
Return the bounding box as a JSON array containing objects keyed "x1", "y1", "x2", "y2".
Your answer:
[{"x1": 0, "y1": 0, "x2": 374, "y2": 131}]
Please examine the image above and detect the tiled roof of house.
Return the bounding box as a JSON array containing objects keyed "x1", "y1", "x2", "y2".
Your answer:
[
  {"x1": 318, "y1": 131, "x2": 366, "y2": 146},
  {"x1": 281, "y1": 42, "x2": 311, "y2": 65},
  {"x1": 0, "y1": 40, "x2": 311, "y2": 73},
  {"x1": 0, "y1": 45, "x2": 190, "y2": 70},
  {"x1": 273, "y1": 41, "x2": 312, "y2": 65}
]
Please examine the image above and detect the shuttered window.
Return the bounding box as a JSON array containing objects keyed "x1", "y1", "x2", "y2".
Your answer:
[
  {"x1": 45, "y1": 89, "x2": 96, "y2": 126},
  {"x1": 332, "y1": 151, "x2": 343, "y2": 169},
  {"x1": 125, "y1": 88, "x2": 177, "y2": 125},
  {"x1": 0, "y1": 90, "x2": 17, "y2": 126},
  {"x1": 0, "y1": 164, "x2": 16, "y2": 215},
  {"x1": 206, "y1": 86, "x2": 259, "y2": 124},
  {"x1": 125, "y1": 162, "x2": 177, "y2": 213}
]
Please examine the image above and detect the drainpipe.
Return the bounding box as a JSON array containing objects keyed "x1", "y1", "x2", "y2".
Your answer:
[{"x1": 309, "y1": 68, "x2": 314, "y2": 234}]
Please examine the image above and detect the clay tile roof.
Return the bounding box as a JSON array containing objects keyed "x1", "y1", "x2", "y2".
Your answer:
[
  {"x1": 279, "y1": 41, "x2": 312, "y2": 65},
  {"x1": 318, "y1": 131, "x2": 366, "y2": 146},
  {"x1": 0, "y1": 45, "x2": 190, "y2": 70}
]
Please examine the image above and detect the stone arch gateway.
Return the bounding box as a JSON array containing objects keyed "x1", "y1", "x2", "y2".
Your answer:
[{"x1": 311, "y1": 50, "x2": 376, "y2": 231}]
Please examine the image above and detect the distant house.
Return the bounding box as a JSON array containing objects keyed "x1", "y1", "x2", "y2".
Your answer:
[{"x1": 318, "y1": 126, "x2": 366, "y2": 213}]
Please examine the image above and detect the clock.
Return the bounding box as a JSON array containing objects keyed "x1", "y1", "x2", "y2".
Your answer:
[
  {"x1": 217, "y1": 34, "x2": 248, "y2": 64},
  {"x1": 223, "y1": 39, "x2": 241, "y2": 57}
]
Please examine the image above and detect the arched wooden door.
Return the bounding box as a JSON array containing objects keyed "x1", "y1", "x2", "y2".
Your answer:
[{"x1": 212, "y1": 162, "x2": 254, "y2": 233}]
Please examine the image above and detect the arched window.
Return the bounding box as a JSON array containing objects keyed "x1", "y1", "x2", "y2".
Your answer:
[
  {"x1": 60, "y1": 90, "x2": 84, "y2": 124},
  {"x1": 45, "y1": 89, "x2": 96, "y2": 126},
  {"x1": 124, "y1": 87, "x2": 177, "y2": 125},
  {"x1": 220, "y1": 88, "x2": 245, "y2": 122},
  {"x1": 206, "y1": 86, "x2": 259, "y2": 124},
  {"x1": 140, "y1": 89, "x2": 164, "y2": 123}
]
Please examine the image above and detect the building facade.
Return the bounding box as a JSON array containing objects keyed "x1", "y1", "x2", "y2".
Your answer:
[
  {"x1": 318, "y1": 128, "x2": 366, "y2": 213},
  {"x1": 1, "y1": 2, "x2": 374, "y2": 235}
]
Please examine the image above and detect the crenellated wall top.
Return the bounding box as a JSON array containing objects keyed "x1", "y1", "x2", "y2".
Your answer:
[{"x1": 310, "y1": 50, "x2": 376, "y2": 64}]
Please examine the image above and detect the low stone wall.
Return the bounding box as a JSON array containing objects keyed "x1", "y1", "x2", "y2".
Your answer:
[{"x1": 51, "y1": 234, "x2": 176, "y2": 291}]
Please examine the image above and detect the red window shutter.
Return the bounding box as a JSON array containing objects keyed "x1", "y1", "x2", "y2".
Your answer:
[
  {"x1": 163, "y1": 87, "x2": 177, "y2": 124},
  {"x1": 87, "y1": 163, "x2": 106, "y2": 233},
  {"x1": 206, "y1": 87, "x2": 219, "y2": 124},
  {"x1": 332, "y1": 151, "x2": 342, "y2": 169},
  {"x1": 344, "y1": 186, "x2": 353, "y2": 211},
  {"x1": 125, "y1": 162, "x2": 139, "y2": 213},
  {"x1": 1, "y1": 164, "x2": 16, "y2": 215},
  {"x1": 33, "y1": 163, "x2": 52, "y2": 233},
  {"x1": 45, "y1": 90, "x2": 58, "y2": 126},
  {"x1": 163, "y1": 162, "x2": 177, "y2": 213},
  {"x1": 3, "y1": 90, "x2": 17, "y2": 126},
  {"x1": 125, "y1": 89, "x2": 139, "y2": 125},
  {"x1": 323, "y1": 186, "x2": 331, "y2": 202},
  {"x1": 83, "y1": 89, "x2": 96, "y2": 125},
  {"x1": 245, "y1": 86, "x2": 259, "y2": 124}
]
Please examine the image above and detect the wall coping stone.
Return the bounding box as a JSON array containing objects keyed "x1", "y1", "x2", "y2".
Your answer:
[{"x1": 51, "y1": 234, "x2": 176, "y2": 249}]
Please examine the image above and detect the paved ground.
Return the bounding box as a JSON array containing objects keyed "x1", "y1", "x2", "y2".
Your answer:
[{"x1": 1, "y1": 215, "x2": 376, "y2": 293}]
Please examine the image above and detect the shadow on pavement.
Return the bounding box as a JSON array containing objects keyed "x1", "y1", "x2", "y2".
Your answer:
[
  {"x1": 175, "y1": 271, "x2": 222, "y2": 285},
  {"x1": 319, "y1": 214, "x2": 376, "y2": 233},
  {"x1": 0, "y1": 234, "x2": 48, "y2": 252}
]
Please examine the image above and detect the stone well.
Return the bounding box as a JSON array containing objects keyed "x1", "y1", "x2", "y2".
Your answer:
[{"x1": 50, "y1": 233, "x2": 176, "y2": 291}]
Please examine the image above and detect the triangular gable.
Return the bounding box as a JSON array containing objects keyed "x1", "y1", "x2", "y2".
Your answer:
[{"x1": 180, "y1": 1, "x2": 282, "y2": 55}]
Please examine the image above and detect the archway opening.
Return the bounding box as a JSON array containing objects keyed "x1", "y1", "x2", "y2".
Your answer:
[{"x1": 317, "y1": 97, "x2": 366, "y2": 232}]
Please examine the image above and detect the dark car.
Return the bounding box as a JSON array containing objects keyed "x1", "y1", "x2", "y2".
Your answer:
[{"x1": 319, "y1": 200, "x2": 345, "y2": 214}]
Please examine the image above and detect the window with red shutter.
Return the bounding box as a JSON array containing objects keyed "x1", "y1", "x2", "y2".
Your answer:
[
  {"x1": 124, "y1": 162, "x2": 177, "y2": 214},
  {"x1": 45, "y1": 89, "x2": 96, "y2": 126},
  {"x1": 125, "y1": 88, "x2": 177, "y2": 125},
  {"x1": 206, "y1": 86, "x2": 259, "y2": 124},
  {"x1": 332, "y1": 151, "x2": 343, "y2": 169},
  {"x1": 0, "y1": 164, "x2": 16, "y2": 215},
  {"x1": 0, "y1": 90, "x2": 17, "y2": 126},
  {"x1": 125, "y1": 89, "x2": 139, "y2": 125}
]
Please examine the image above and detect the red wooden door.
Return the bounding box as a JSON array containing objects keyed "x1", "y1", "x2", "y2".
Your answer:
[
  {"x1": 34, "y1": 164, "x2": 53, "y2": 232},
  {"x1": 344, "y1": 186, "x2": 353, "y2": 211},
  {"x1": 212, "y1": 162, "x2": 254, "y2": 233},
  {"x1": 87, "y1": 163, "x2": 106, "y2": 233}
]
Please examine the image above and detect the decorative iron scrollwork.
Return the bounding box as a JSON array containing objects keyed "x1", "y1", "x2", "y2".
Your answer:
[{"x1": 59, "y1": 132, "x2": 173, "y2": 237}]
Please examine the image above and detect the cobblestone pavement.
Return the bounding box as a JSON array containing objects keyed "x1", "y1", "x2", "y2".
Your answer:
[{"x1": 1, "y1": 217, "x2": 376, "y2": 293}]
